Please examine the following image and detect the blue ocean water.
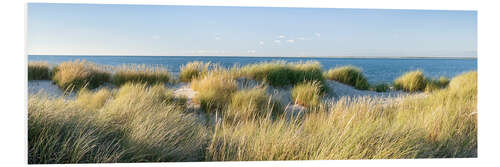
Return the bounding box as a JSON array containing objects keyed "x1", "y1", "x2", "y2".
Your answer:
[{"x1": 28, "y1": 55, "x2": 477, "y2": 84}]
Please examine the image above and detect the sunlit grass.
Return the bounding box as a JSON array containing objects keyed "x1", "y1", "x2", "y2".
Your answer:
[
  {"x1": 51, "y1": 60, "x2": 111, "y2": 90},
  {"x1": 179, "y1": 61, "x2": 212, "y2": 82},
  {"x1": 112, "y1": 64, "x2": 172, "y2": 86},
  {"x1": 393, "y1": 70, "x2": 427, "y2": 92},
  {"x1": 191, "y1": 70, "x2": 238, "y2": 112}
]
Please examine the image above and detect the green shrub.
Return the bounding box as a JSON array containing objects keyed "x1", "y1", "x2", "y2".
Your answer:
[
  {"x1": 393, "y1": 70, "x2": 427, "y2": 92},
  {"x1": 28, "y1": 61, "x2": 51, "y2": 80},
  {"x1": 325, "y1": 66, "x2": 369, "y2": 90},
  {"x1": 112, "y1": 64, "x2": 172, "y2": 86},
  {"x1": 179, "y1": 61, "x2": 211, "y2": 82},
  {"x1": 52, "y1": 60, "x2": 111, "y2": 90},
  {"x1": 291, "y1": 81, "x2": 323, "y2": 108},
  {"x1": 227, "y1": 87, "x2": 283, "y2": 122},
  {"x1": 239, "y1": 61, "x2": 326, "y2": 90},
  {"x1": 192, "y1": 71, "x2": 237, "y2": 112},
  {"x1": 370, "y1": 83, "x2": 390, "y2": 92}
]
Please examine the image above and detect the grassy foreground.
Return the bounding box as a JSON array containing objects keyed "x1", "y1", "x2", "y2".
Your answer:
[{"x1": 28, "y1": 69, "x2": 477, "y2": 163}]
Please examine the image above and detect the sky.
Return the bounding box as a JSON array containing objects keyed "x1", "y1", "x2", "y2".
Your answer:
[{"x1": 27, "y1": 3, "x2": 477, "y2": 57}]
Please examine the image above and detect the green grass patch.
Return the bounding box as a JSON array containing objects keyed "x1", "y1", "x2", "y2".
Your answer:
[
  {"x1": 325, "y1": 66, "x2": 369, "y2": 90},
  {"x1": 238, "y1": 61, "x2": 326, "y2": 91},
  {"x1": 28, "y1": 61, "x2": 51, "y2": 80},
  {"x1": 370, "y1": 83, "x2": 390, "y2": 92}
]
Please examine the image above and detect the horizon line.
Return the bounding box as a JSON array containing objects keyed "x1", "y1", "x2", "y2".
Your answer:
[{"x1": 28, "y1": 54, "x2": 478, "y2": 59}]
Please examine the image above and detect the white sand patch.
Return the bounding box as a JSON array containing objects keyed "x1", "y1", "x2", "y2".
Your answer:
[{"x1": 28, "y1": 80, "x2": 66, "y2": 97}]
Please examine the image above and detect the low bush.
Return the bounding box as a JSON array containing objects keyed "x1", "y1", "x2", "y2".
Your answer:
[
  {"x1": 192, "y1": 71, "x2": 237, "y2": 112},
  {"x1": 28, "y1": 61, "x2": 51, "y2": 80},
  {"x1": 112, "y1": 64, "x2": 172, "y2": 86},
  {"x1": 325, "y1": 66, "x2": 369, "y2": 90},
  {"x1": 291, "y1": 81, "x2": 323, "y2": 108},
  {"x1": 52, "y1": 60, "x2": 111, "y2": 90},
  {"x1": 393, "y1": 70, "x2": 427, "y2": 92},
  {"x1": 179, "y1": 61, "x2": 211, "y2": 82}
]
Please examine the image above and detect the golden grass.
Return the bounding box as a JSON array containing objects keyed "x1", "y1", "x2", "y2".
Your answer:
[
  {"x1": 191, "y1": 70, "x2": 238, "y2": 112},
  {"x1": 28, "y1": 59, "x2": 477, "y2": 162},
  {"x1": 325, "y1": 66, "x2": 370, "y2": 90},
  {"x1": 112, "y1": 64, "x2": 172, "y2": 86},
  {"x1": 28, "y1": 61, "x2": 51, "y2": 80},
  {"x1": 179, "y1": 61, "x2": 212, "y2": 82},
  {"x1": 28, "y1": 83, "x2": 209, "y2": 163},
  {"x1": 207, "y1": 71, "x2": 477, "y2": 160},
  {"x1": 52, "y1": 60, "x2": 111, "y2": 90},
  {"x1": 291, "y1": 81, "x2": 323, "y2": 108},
  {"x1": 76, "y1": 88, "x2": 113, "y2": 111},
  {"x1": 226, "y1": 87, "x2": 283, "y2": 122},
  {"x1": 393, "y1": 70, "x2": 427, "y2": 92}
]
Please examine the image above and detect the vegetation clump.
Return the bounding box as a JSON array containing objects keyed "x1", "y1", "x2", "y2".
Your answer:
[
  {"x1": 227, "y1": 87, "x2": 283, "y2": 122},
  {"x1": 191, "y1": 71, "x2": 237, "y2": 111},
  {"x1": 207, "y1": 71, "x2": 477, "y2": 160},
  {"x1": 28, "y1": 61, "x2": 51, "y2": 80},
  {"x1": 52, "y1": 60, "x2": 111, "y2": 90},
  {"x1": 425, "y1": 76, "x2": 450, "y2": 92},
  {"x1": 370, "y1": 83, "x2": 390, "y2": 92},
  {"x1": 112, "y1": 64, "x2": 172, "y2": 86},
  {"x1": 239, "y1": 61, "x2": 326, "y2": 91},
  {"x1": 291, "y1": 81, "x2": 323, "y2": 108},
  {"x1": 76, "y1": 88, "x2": 113, "y2": 111},
  {"x1": 325, "y1": 66, "x2": 370, "y2": 90},
  {"x1": 393, "y1": 70, "x2": 427, "y2": 92},
  {"x1": 179, "y1": 61, "x2": 211, "y2": 82}
]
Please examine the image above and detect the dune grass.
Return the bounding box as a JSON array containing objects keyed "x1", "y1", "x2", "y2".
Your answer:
[
  {"x1": 28, "y1": 61, "x2": 51, "y2": 80},
  {"x1": 425, "y1": 76, "x2": 450, "y2": 92},
  {"x1": 290, "y1": 81, "x2": 323, "y2": 108},
  {"x1": 191, "y1": 70, "x2": 238, "y2": 112},
  {"x1": 206, "y1": 71, "x2": 477, "y2": 160},
  {"x1": 28, "y1": 83, "x2": 209, "y2": 164},
  {"x1": 179, "y1": 61, "x2": 212, "y2": 82},
  {"x1": 325, "y1": 66, "x2": 370, "y2": 90},
  {"x1": 112, "y1": 64, "x2": 172, "y2": 86},
  {"x1": 370, "y1": 83, "x2": 390, "y2": 92},
  {"x1": 28, "y1": 59, "x2": 477, "y2": 162},
  {"x1": 52, "y1": 60, "x2": 111, "y2": 90},
  {"x1": 393, "y1": 70, "x2": 427, "y2": 93},
  {"x1": 226, "y1": 87, "x2": 283, "y2": 122},
  {"x1": 238, "y1": 61, "x2": 326, "y2": 91},
  {"x1": 76, "y1": 88, "x2": 113, "y2": 111}
]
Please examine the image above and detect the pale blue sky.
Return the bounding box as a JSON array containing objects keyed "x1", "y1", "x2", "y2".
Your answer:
[{"x1": 27, "y1": 3, "x2": 477, "y2": 57}]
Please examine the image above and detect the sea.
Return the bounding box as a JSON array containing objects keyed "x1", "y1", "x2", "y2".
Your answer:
[{"x1": 28, "y1": 55, "x2": 477, "y2": 84}]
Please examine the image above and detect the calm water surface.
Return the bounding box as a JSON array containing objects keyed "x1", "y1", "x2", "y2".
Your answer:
[{"x1": 28, "y1": 55, "x2": 477, "y2": 84}]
